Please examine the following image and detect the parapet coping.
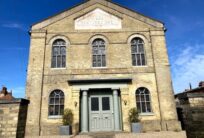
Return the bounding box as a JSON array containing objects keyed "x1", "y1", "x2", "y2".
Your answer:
[{"x1": 0, "y1": 98, "x2": 29, "y2": 104}]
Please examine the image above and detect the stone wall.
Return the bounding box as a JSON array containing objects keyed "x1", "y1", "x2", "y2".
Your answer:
[
  {"x1": 0, "y1": 99, "x2": 29, "y2": 138},
  {"x1": 176, "y1": 92, "x2": 204, "y2": 138}
]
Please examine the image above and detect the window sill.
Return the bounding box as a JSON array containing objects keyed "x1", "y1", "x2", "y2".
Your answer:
[
  {"x1": 51, "y1": 68, "x2": 67, "y2": 70},
  {"x1": 92, "y1": 67, "x2": 107, "y2": 69},
  {"x1": 132, "y1": 65, "x2": 148, "y2": 67},
  {"x1": 48, "y1": 115, "x2": 62, "y2": 119},
  {"x1": 139, "y1": 113, "x2": 154, "y2": 116}
]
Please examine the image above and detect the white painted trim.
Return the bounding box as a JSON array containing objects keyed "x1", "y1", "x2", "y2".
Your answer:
[
  {"x1": 139, "y1": 113, "x2": 154, "y2": 116},
  {"x1": 51, "y1": 67, "x2": 67, "y2": 70},
  {"x1": 48, "y1": 115, "x2": 62, "y2": 119},
  {"x1": 73, "y1": 83, "x2": 128, "y2": 90}
]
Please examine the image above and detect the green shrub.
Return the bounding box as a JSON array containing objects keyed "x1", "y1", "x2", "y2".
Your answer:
[
  {"x1": 128, "y1": 107, "x2": 139, "y2": 123},
  {"x1": 62, "y1": 108, "x2": 73, "y2": 126}
]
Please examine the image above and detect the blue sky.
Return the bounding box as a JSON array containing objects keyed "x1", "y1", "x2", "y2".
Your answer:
[{"x1": 0, "y1": 0, "x2": 204, "y2": 98}]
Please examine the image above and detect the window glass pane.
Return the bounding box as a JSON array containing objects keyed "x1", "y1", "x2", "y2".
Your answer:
[
  {"x1": 93, "y1": 46, "x2": 98, "y2": 54},
  {"x1": 60, "y1": 98, "x2": 64, "y2": 105},
  {"x1": 50, "y1": 92, "x2": 55, "y2": 97},
  {"x1": 49, "y1": 105, "x2": 54, "y2": 115},
  {"x1": 99, "y1": 46, "x2": 105, "y2": 55},
  {"x1": 102, "y1": 97, "x2": 110, "y2": 111},
  {"x1": 141, "y1": 102, "x2": 146, "y2": 113},
  {"x1": 61, "y1": 47, "x2": 66, "y2": 55},
  {"x1": 55, "y1": 98, "x2": 59, "y2": 104},
  {"x1": 138, "y1": 38, "x2": 143, "y2": 44},
  {"x1": 132, "y1": 54, "x2": 136, "y2": 66},
  {"x1": 54, "y1": 105, "x2": 60, "y2": 115},
  {"x1": 57, "y1": 56, "x2": 61, "y2": 67},
  {"x1": 138, "y1": 44, "x2": 144, "y2": 53},
  {"x1": 136, "y1": 54, "x2": 141, "y2": 65},
  {"x1": 60, "y1": 105, "x2": 64, "y2": 115},
  {"x1": 49, "y1": 98, "x2": 54, "y2": 104},
  {"x1": 102, "y1": 55, "x2": 106, "y2": 66},
  {"x1": 91, "y1": 98, "x2": 99, "y2": 111},
  {"x1": 140, "y1": 94, "x2": 145, "y2": 102},
  {"x1": 62, "y1": 56, "x2": 66, "y2": 67},
  {"x1": 131, "y1": 45, "x2": 137, "y2": 53},
  {"x1": 93, "y1": 62, "x2": 97, "y2": 67},
  {"x1": 146, "y1": 102, "x2": 151, "y2": 112},
  {"x1": 97, "y1": 55, "x2": 101, "y2": 67},
  {"x1": 93, "y1": 55, "x2": 97, "y2": 66},
  {"x1": 53, "y1": 47, "x2": 59, "y2": 56},
  {"x1": 54, "y1": 39, "x2": 66, "y2": 46},
  {"x1": 136, "y1": 103, "x2": 141, "y2": 113},
  {"x1": 145, "y1": 94, "x2": 150, "y2": 101},
  {"x1": 131, "y1": 39, "x2": 137, "y2": 45},
  {"x1": 60, "y1": 92, "x2": 64, "y2": 97},
  {"x1": 141, "y1": 54, "x2": 146, "y2": 65},
  {"x1": 136, "y1": 95, "x2": 140, "y2": 101},
  {"x1": 51, "y1": 56, "x2": 56, "y2": 68}
]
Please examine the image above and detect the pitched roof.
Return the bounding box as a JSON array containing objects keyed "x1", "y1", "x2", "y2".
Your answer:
[
  {"x1": 0, "y1": 87, "x2": 14, "y2": 100},
  {"x1": 31, "y1": 0, "x2": 164, "y2": 30}
]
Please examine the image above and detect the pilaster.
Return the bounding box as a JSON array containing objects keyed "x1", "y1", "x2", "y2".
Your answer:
[
  {"x1": 25, "y1": 31, "x2": 46, "y2": 136},
  {"x1": 72, "y1": 89, "x2": 80, "y2": 134},
  {"x1": 120, "y1": 88, "x2": 130, "y2": 132}
]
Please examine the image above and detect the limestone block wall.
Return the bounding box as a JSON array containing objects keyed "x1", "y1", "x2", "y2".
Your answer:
[
  {"x1": 177, "y1": 96, "x2": 204, "y2": 138},
  {"x1": 150, "y1": 30, "x2": 180, "y2": 131},
  {"x1": 0, "y1": 99, "x2": 29, "y2": 138}
]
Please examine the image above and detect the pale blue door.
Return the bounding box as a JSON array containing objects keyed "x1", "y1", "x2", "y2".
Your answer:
[{"x1": 89, "y1": 94, "x2": 114, "y2": 132}]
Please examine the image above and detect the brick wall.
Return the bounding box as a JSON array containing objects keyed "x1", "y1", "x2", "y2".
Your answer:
[{"x1": 0, "y1": 99, "x2": 29, "y2": 138}]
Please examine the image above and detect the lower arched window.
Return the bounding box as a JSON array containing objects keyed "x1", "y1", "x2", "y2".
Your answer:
[
  {"x1": 49, "y1": 90, "x2": 64, "y2": 116},
  {"x1": 136, "y1": 87, "x2": 151, "y2": 113}
]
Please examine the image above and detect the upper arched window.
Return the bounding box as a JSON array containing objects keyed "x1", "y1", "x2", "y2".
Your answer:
[
  {"x1": 92, "y1": 39, "x2": 106, "y2": 67},
  {"x1": 49, "y1": 90, "x2": 64, "y2": 116},
  {"x1": 131, "y1": 38, "x2": 146, "y2": 66},
  {"x1": 51, "y1": 39, "x2": 66, "y2": 68},
  {"x1": 136, "y1": 87, "x2": 151, "y2": 113}
]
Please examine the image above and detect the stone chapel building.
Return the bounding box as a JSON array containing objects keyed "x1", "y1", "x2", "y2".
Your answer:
[{"x1": 25, "y1": 0, "x2": 182, "y2": 136}]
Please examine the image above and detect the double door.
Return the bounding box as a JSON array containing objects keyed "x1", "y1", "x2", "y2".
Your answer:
[{"x1": 89, "y1": 94, "x2": 114, "y2": 132}]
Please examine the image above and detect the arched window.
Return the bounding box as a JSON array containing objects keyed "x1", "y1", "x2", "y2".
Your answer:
[
  {"x1": 92, "y1": 39, "x2": 106, "y2": 67},
  {"x1": 49, "y1": 90, "x2": 64, "y2": 116},
  {"x1": 51, "y1": 39, "x2": 66, "y2": 68},
  {"x1": 136, "y1": 87, "x2": 151, "y2": 113},
  {"x1": 131, "y1": 38, "x2": 146, "y2": 66}
]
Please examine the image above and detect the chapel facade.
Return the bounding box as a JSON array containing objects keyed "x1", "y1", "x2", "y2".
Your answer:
[{"x1": 25, "y1": 0, "x2": 182, "y2": 136}]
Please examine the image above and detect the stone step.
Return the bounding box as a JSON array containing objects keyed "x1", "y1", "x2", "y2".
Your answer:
[{"x1": 26, "y1": 131, "x2": 187, "y2": 138}]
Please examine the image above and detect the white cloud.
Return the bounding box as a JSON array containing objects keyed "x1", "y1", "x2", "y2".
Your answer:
[
  {"x1": 1, "y1": 23, "x2": 25, "y2": 30},
  {"x1": 12, "y1": 86, "x2": 25, "y2": 98},
  {"x1": 172, "y1": 44, "x2": 204, "y2": 93}
]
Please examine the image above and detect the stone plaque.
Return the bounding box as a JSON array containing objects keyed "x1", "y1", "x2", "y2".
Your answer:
[{"x1": 75, "y1": 8, "x2": 122, "y2": 30}]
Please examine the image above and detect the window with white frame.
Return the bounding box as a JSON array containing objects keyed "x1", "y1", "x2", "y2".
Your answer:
[
  {"x1": 51, "y1": 39, "x2": 66, "y2": 68},
  {"x1": 136, "y1": 87, "x2": 152, "y2": 113},
  {"x1": 92, "y1": 39, "x2": 106, "y2": 67},
  {"x1": 131, "y1": 38, "x2": 146, "y2": 66},
  {"x1": 49, "y1": 90, "x2": 64, "y2": 116}
]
